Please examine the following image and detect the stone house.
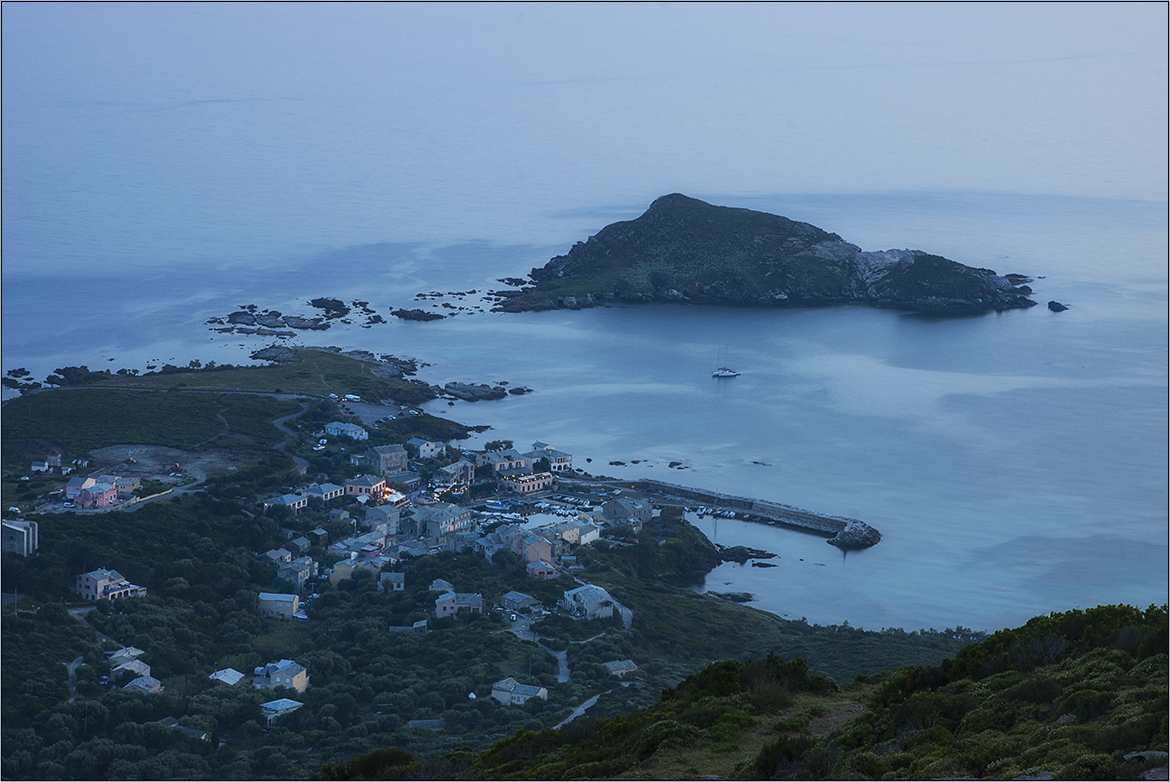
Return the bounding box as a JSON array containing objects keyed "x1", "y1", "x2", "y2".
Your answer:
[
  {"x1": 366, "y1": 444, "x2": 408, "y2": 474},
  {"x1": 2, "y1": 520, "x2": 38, "y2": 557}
]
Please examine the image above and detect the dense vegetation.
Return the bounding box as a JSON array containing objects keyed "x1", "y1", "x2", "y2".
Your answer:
[
  {"x1": 0, "y1": 488, "x2": 988, "y2": 780},
  {"x1": 316, "y1": 604, "x2": 1169, "y2": 780},
  {"x1": 1, "y1": 389, "x2": 300, "y2": 459},
  {"x1": 502, "y1": 193, "x2": 1032, "y2": 313}
]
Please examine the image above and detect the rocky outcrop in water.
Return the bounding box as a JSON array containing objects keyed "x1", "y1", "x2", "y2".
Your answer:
[
  {"x1": 392, "y1": 308, "x2": 446, "y2": 322},
  {"x1": 496, "y1": 194, "x2": 1037, "y2": 315},
  {"x1": 1048, "y1": 300, "x2": 1069, "y2": 312},
  {"x1": 719, "y1": 545, "x2": 778, "y2": 564},
  {"x1": 443, "y1": 382, "x2": 508, "y2": 401},
  {"x1": 827, "y1": 520, "x2": 883, "y2": 550}
]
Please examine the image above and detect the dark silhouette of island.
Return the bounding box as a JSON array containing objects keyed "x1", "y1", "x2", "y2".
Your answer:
[{"x1": 495, "y1": 193, "x2": 1036, "y2": 314}]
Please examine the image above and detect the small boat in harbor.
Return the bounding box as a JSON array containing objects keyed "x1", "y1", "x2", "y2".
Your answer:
[{"x1": 712, "y1": 347, "x2": 739, "y2": 378}]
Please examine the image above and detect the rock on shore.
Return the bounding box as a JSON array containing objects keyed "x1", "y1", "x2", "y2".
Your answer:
[{"x1": 443, "y1": 382, "x2": 508, "y2": 401}]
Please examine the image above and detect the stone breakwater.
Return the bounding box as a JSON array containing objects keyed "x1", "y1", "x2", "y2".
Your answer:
[{"x1": 630, "y1": 479, "x2": 882, "y2": 550}]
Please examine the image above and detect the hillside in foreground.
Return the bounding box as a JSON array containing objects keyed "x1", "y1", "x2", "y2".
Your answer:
[
  {"x1": 495, "y1": 194, "x2": 1037, "y2": 314},
  {"x1": 320, "y1": 604, "x2": 1168, "y2": 781}
]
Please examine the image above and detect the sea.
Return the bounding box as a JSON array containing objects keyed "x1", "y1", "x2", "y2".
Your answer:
[
  {"x1": 2, "y1": 4, "x2": 1166, "y2": 634},
  {"x1": 4, "y1": 191, "x2": 1164, "y2": 633}
]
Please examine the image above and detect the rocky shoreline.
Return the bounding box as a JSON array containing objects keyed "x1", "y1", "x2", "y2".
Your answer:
[{"x1": 246, "y1": 345, "x2": 534, "y2": 404}]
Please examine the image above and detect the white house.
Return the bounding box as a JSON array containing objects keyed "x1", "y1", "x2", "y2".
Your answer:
[
  {"x1": 561, "y1": 584, "x2": 616, "y2": 619},
  {"x1": 209, "y1": 668, "x2": 246, "y2": 686},
  {"x1": 407, "y1": 438, "x2": 444, "y2": 459},
  {"x1": 525, "y1": 442, "x2": 573, "y2": 472},
  {"x1": 324, "y1": 422, "x2": 368, "y2": 440},
  {"x1": 491, "y1": 677, "x2": 548, "y2": 706},
  {"x1": 261, "y1": 698, "x2": 304, "y2": 726}
]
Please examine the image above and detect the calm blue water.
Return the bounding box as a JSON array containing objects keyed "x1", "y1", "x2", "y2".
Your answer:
[
  {"x1": 2, "y1": 4, "x2": 1165, "y2": 632},
  {"x1": 3, "y1": 193, "x2": 1164, "y2": 632}
]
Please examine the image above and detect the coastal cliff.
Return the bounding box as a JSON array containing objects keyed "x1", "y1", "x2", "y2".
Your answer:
[{"x1": 496, "y1": 194, "x2": 1036, "y2": 314}]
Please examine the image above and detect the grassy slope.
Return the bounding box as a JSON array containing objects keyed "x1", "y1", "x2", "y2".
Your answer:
[
  {"x1": 78, "y1": 349, "x2": 435, "y2": 403},
  {"x1": 1, "y1": 389, "x2": 300, "y2": 456}
]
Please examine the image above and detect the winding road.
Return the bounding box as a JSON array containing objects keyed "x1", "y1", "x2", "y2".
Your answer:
[{"x1": 271, "y1": 403, "x2": 310, "y2": 474}]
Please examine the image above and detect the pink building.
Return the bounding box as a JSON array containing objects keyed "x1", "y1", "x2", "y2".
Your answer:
[
  {"x1": 65, "y1": 476, "x2": 97, "y2": 500},
  {"x1": 77, "y1": 482, "x2": 118, "y2": 509},
  {"x1": 345, "y1": 474, "x2": 386, "y2": 499}
]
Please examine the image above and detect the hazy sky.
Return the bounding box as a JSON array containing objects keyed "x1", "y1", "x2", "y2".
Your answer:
[{"x1": 2, "y1": 2, "x2": 1166, "y2": 266}]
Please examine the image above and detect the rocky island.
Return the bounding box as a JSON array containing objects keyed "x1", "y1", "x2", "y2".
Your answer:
[{"x1": 495, "y1": 193, "x2": 1037, "y2": 314}]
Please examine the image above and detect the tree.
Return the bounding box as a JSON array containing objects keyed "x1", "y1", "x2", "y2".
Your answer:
[{"x1": 484, "y1": 440, "x2": 513, "y2": 452}]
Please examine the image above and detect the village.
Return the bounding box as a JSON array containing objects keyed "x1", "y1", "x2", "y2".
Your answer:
[{"x1": 3, "y1": 400, "x2": 661, "y2": 735}]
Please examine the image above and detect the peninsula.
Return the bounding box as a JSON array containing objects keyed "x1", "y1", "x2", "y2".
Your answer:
[{"x1": 494, "y1": 193, "x2": 1037, "y2": 314}]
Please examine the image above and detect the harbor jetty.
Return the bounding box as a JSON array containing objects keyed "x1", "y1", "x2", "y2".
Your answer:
[{"x1": 628, "y1": 479, "x2": 882, "y2": 550}]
